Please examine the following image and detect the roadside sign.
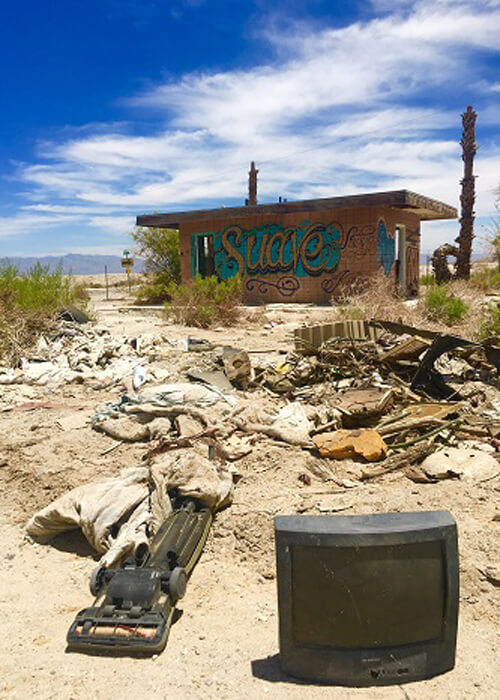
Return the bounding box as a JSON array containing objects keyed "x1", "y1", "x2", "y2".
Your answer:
[{"x1": 122, "y1": 250, "x2": 133, "y2": 292}]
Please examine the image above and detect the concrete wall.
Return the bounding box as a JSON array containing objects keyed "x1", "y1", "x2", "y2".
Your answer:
[{"x1": 178, "y1": 205, "x2": 420, "y2": 304}]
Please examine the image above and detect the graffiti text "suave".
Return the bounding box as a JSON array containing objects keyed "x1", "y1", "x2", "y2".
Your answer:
[{"x1": 213, "y1": 222, "x2": 342, "y2": 279}]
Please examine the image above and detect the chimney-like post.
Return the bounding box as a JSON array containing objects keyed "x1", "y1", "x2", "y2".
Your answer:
[{"x1": 248, "y1": 161, "x2": 258, "y2": 205}]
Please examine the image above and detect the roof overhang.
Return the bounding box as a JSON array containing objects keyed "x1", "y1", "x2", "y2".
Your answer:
[{"x1": 136, "y1": 189, "x2": 457, "y2": 229}]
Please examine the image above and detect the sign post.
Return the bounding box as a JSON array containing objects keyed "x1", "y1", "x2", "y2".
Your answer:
[{"x1": 121, "y1": 250, "x2": 134, "y2": 294}]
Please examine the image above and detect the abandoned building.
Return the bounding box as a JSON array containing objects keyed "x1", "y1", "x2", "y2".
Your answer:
[{"x1": 137, "y1": 165, "x2": 457, "y2": 304}]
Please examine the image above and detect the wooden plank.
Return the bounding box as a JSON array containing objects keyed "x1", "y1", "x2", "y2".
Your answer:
[{"x1": 136, "y1": 189, "x2": 457, "y2": 228}]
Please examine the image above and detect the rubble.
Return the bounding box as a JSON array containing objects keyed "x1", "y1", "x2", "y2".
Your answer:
[
  {"x1": 0, "y1": 322, "x2": 178, "y2": 389},
  {"x1": 478, "y1": 566, "x2": 500, "y2": 587},
  {"x1": 419, "y1": 448, "x2": 499, "y2": 483},
  {"x1": 313, "y1": 429, "x2": 387, "y2": 461}
]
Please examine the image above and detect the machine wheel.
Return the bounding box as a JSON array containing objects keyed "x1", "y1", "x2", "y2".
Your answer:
[
  {"x1": 89, "y1": 565, "x2": 106, "y2": 597},
  {"x1": 169, "y1": 567, "x2": 187, "y2": 603}
]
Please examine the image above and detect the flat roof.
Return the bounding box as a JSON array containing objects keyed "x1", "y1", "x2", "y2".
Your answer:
[{"x1": 136, "y1": 189, "x2": 457, "y2": 228}]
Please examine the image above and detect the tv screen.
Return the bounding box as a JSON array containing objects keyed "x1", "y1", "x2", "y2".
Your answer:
[{"x1": 275, "y1": 511, "x2": 458, "y2": 686}]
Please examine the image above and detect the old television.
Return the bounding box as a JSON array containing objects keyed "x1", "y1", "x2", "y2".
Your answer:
[{"x1": 275, "y1": 511, "x2": 458, "y2": 686}]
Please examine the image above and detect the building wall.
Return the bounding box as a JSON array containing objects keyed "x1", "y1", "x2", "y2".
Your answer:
[{"x1": 178, "y1": 205, "x2": 420, "y2": 303}]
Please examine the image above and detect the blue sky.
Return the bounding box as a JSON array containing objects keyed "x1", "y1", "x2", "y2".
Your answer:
[{"x1": 1, "y1": 0, "x2": 500, "y2": 258}]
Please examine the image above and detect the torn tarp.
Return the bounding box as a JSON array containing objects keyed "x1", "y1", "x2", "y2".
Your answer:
[{"x1": 25, "y1": 446, "x2": 234, "y2": 567}]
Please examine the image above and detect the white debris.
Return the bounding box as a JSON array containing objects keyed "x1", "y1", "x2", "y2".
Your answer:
[{"x1": 421, "y1": 448, "x2": 499, "y2": 483}]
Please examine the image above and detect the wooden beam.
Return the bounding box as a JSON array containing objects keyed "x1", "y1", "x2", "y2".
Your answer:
[{"x1": 136, "y1": 189, "x2": 457, "y2": 228}]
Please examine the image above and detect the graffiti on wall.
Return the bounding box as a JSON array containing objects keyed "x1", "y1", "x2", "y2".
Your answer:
[
  {"x1": 376, "y1": 219, "x2": 395, "y2": 275},
  {"x1": 211, "y1": 221, "x2": 342, "y2": 280},
  {"x1": 246, "y1": 276, "x2": 301, "y2": 297},
  {"x1": 191, "y1": 219, "x2": 387, "y2": 297}
]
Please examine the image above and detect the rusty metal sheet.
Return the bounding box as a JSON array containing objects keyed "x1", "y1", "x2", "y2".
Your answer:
[{"x1": 330, "y1": 387, "x2": 394, "y2": 420}]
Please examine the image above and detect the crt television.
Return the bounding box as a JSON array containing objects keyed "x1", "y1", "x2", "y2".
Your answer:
[{"x1": 275, "y1": 510, "x2": 458, "y2": 686}]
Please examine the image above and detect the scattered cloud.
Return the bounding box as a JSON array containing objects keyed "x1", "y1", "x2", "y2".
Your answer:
[
  {"x1": 0, "y1": 212, "x2": 84, "y2": 240},
  {"x1": 4, "y1": 0, "x2": 500, "y2": 254}
]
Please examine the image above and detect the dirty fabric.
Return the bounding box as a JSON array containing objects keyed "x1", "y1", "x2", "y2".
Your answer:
[
  {"x1": 26, "y1": 449, "x2": 234, "y2": 567},
  {"x1": 0, "y1": 322, "x2": 179, "y2": 388}
]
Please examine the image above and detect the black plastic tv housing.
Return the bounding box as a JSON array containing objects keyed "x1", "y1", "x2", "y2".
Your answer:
[{"x1": 275, "y1": 510, "x2": 458, "y2": 686}]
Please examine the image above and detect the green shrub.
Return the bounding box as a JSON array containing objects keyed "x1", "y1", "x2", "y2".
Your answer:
[
  {"x1": 132, "y1": 226, "x2": 181, "y2": 302},
  {"x1": 164, "y1": 275, "x2": 243, "y2": 328},
  {"x1": 134, "y1": 274, "x2": 174, "y2": 304},
  {"x1": 420, "y1": 273, "x2": 435, "y2": 286},
  {"x1": 469, "y1": 267, "x2": 500, "y2": 292},
  {"x1": 335, "y1": 305, "x2": 364, "y2": 320},
  {"x1": 0, "y1": 263, "x2": 83, "y2": 311},
  {"x1": 423, "y1": 284, "x2": 468, "y2": 325},
  {"x1": 478, "y1": 304, "x2": 500, "y2": 339},
  {"x1": 0, "y1": 263, "x2": 87, "y2": 364}
]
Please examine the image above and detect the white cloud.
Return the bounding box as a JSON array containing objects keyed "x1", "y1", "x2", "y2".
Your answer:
[
  {"x1": 0, "y1": 212, "x2": 84, "y2": 239},
  {"x1": 4, "y1": 0, "x2": 500, "y2": 254},
  {"x1": 87, "y1": 215, "x2": 136, "y2": 235}
]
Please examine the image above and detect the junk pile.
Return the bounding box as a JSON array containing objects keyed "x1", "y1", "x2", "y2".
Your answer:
[
  {"x1": 23, "y1": 315, "x2": 499, "y2": 654},
  {"x1": 27, "y1": 317, "x2": 500, "y2": 562},
  {"x1": 0, "y1": 322, "x2": 183, "y2": 389}
]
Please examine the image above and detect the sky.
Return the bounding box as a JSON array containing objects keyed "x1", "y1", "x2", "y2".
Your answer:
[{"x1": 1, "y1": 0, "x2": 500, "y2": 259}]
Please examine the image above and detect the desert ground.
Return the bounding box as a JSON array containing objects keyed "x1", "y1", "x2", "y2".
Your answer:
[{"x1": 0, "y1": 283, "x2": 498, "y2": 700}]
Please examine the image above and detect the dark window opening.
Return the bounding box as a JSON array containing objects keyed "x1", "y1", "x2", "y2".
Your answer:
[{"x1": 196, "y1": 235, "x2": 215, "y2": 278}]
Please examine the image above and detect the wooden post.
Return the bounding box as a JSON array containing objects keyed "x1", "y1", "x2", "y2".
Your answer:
[{"x1": 104, "y1": 264, "x2": 109, "y2": 301}]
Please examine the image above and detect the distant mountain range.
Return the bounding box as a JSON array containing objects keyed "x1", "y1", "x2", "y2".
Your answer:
[
  {"x1": 0, "y1": 254, "x2": 145, "y2": 275},
  {"x1": 1, "y1": 251, "x2": 487, "y2": 276}
]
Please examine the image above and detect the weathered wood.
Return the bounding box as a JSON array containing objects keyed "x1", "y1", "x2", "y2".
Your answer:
[{"x1": 360, "y1": 441, "x2": 435, "y2": 480}]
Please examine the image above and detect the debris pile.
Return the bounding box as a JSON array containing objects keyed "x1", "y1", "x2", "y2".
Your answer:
[
  {"x1": 0, "y1": 322, "x2": 187, "y2": 390},
  {"x1": 24, "y1": 316, "x2": 499, "y2": 566}
]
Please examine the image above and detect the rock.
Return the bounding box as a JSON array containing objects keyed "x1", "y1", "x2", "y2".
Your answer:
[
  {"x1": 222, "y1": 349, "x2": 251, "y2": 386},
  {"x1": 58, "y1": 306, "x2": 91, "y2": 324},
  {"x1": 421, "y1": 448, "x2": 499, "y2": 482},
  {"x1": 313, "y1": 429, "x2": 387, "y2": 462}
]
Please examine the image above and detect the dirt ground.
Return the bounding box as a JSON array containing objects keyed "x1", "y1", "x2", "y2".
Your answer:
[{"x1": 0, "y1": 286, "x2": 499, "y2": 699}]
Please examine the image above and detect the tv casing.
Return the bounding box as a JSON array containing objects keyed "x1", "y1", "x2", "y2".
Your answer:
[{"x1": 275, "y1": 510, "x2": 459, "y2": 686}]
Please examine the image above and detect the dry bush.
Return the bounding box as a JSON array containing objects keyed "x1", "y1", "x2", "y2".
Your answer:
[
  {"x1": 478, "y1": 303, "x2": 500, "y2": 339},
  {"x1": 164, "y1": 275, "x2": 243, "y2": 328},
  {"x1": 468, "y1": 267, "x2": 500, "y2": 292},
  {"x1": 333, "y1": 270, "x2": 416, "y2": 325},
  {"x1": 332, "y1": 270, "x2": 493, "y2": 341},
  {"x1": 0, "y1": 263, "x2": 88, "y2": 365},
  {"x1": 0, "y1": 305, "x2": 54, "y2": 366}
]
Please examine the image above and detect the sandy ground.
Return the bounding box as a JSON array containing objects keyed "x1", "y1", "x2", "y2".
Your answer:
[{"x1": 0, "y1": 287, "x2": 499, "y2": 699}]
